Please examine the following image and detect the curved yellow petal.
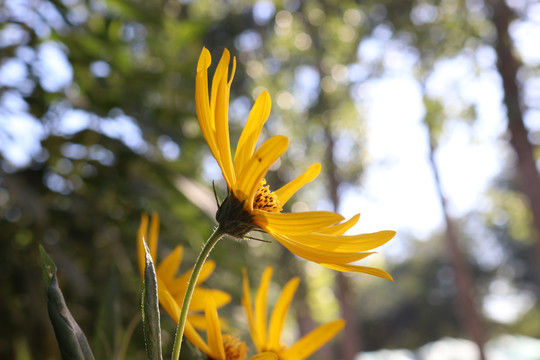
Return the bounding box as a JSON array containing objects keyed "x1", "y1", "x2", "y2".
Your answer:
[
  {"x1": 189, "y1": 314, "x2": 229, "y2": 332},
  {"x1": 283, "y1": 231, "x2": 395, "y2": 253},
  {"x1": 321, "y1": 263, "x2": 394, "y2": 281},
  {"x1": 197, "y1": 48, "x2": 234, "y2": 189},
  {"x1": 137, "y1": 213, "x2": 149, "y2": 277},
  {"x1": 274, "y1": 163, "x2": 321, "y2": 206},
  {"x1": 280, "y1": 319, "x2": 345, "y2": 360},
  {"x1": 205, "y1": 297, "x2": 226, "y2": 360},
  {"x1": 196, "y1": 48, "x2": 219, "y2": 157},
  {"x1": 170, "y1": 260, "x2": 217, "y2": 297},
  {"x1": 268, "y1": 231, "x2": 377, "y2": 264},
  {"x1": 187, "y1": 288, "x2": 232, "y2": 311},
  {"x1": 267, "y1": 277, "x2": 299, "y2": 351},
  {"x1": 234, "y1": 91, "x2": 272, "y2": 175},
  {"x1": 149, "y1": 212, "x2": 160, "y2": 261},
  {"x1": 184, "y1": 319, "x2": 214, "y2": 357},
  {"x1": 236, "y1": 136, "x2": 288, "y2": 206},
  {"x1": 319, "y1": 214, "x2": 361, "y2": 236},
  {"x1": 255, "y1": 267, "x2": 273, "y2": 348},
  {"x1": 213, "y1": 49, "x2": 236, "y2": 188},
  {"x1": 253, "y1": 211, "x2": 345, "y2": 236},
  {"x1": 156, "y1": 245, "x2": 183, "y2": 283},
  {"x1": 242, "y1": 269, "x2": 260, "y2": 351},
  {"x1": 156, "y1": 277, "x2": 180, "y2": 322}
]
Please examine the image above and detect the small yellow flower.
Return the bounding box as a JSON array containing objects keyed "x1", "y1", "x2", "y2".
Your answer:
[
  {"x1": 243, "y1": 267, "x2": 345, "y2": 359},
  {"x1": 189, "y1": 297, "x2": 277, "y2": 360},
  {"x1": 136, "y1": 213, "x2": 231, "y2": 339},
  {"x1": 196, "y1": 47, "x2": 395, "y2": 279}
]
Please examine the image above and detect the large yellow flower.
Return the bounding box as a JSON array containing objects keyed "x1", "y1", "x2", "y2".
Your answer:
[
  {"x1": 196, "y1": 48, "x2": 395, "y2": 280},
  {"x1": 137, "y1": 213, "x2": 231, "y2": 339},
  {"x1": 188, "y1": 296, "x2": 277, "y2": 360},
  {"x1": 243, "y1": 267, "x2": 344, "y2": 359}
]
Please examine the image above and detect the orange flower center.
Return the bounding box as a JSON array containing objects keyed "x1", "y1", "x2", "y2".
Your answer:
[
  {"x1": 222, "y1": 334, "x2": 248, "y2": 360},
  {"x1": 253, "y1": 179, "x2": 282, "y2": 213}
]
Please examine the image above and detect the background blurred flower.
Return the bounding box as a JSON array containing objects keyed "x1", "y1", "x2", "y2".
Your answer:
[
  {"x1": 188, "y1": 297, "x2": 277, "y2": 360},
  {"x1": 242, "y1": 266, "x2": 345, "y2": 360},
  {"x1": 136, "y1": 213, "x2": 231, "y2": 334}
]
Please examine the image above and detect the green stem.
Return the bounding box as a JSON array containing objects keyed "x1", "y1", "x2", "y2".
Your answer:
[{"x1": 171, "y1": 226, "x2": 225, "y2": 360}]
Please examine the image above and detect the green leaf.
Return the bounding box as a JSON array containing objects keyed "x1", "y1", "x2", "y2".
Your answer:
[
  {"x1": 40, "y1": 245, "x2": 95, "y2": 360},
  {"x1": 39, "y1": 245, "x2": 57, "y2": 290},
  {"x1": 142, "y1": 241, "x2": 163, "y2": 360}
]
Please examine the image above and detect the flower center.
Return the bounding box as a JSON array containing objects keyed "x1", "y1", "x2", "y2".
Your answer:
[
  {"x1": 222, "y1": 334, "x2": 248, "y2": 360},
  {"x1": 252, "y1": 179, "x2": 282, "y2": 213}
]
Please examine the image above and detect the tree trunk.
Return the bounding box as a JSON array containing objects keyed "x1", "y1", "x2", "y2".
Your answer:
[
  {"x1": 325, "y1": 126, "x2": 362, "y2": 360},
  {"x1": 426, "y1": 129, "x2": 486, "y2": 360},
  {"x1": 491, "y1": 0, "x2": 540, "y2": 277}
]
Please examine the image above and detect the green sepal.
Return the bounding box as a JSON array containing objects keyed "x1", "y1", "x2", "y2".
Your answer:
[
  {"x1": 142, "y1": 240, "x2": 163, "y2": 360},
  {"x1": 40, "y1": 245, "x2": 95, "y2": 360}
]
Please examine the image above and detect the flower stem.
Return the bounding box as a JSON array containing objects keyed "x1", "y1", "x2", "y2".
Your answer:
[{"x1": 171, "y1": 226, "x2": 225, "y2": 360}]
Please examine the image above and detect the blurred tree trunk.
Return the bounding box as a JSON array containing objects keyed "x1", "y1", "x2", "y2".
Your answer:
[
  {"x1": 324, "y1": 126, "x2": 362, "y2": 360},
  {"x1": 425, "y1": 124, "x2": 486, "y2": 360},
  {"x1": 278, "y1": 250, "x2": 325, "y2": 359},
  {"x1": 491, "y1": 0, "x2": 540, "y2": 277}
]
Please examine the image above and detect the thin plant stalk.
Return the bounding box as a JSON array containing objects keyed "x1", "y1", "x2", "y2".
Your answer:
[{"x1": 171, "y1": 226, "x2": 225, "y2": 360}]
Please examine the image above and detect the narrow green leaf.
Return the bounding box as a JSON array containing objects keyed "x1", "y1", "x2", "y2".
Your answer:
[
  {"x1": 40, "y1": 245, "x2": 95, "y2": 360},
  {"x1": 47, "y1": 275, "x2": 96, "y2": 360},
  {"x1": 39, "y1": 244, "x2": 57, "y2": 290},
  {"x1": 142, "y1": 240, "x2": 163, "y2": 360}
]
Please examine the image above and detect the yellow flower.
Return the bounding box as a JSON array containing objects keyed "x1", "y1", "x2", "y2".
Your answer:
[
  {"x1": 189, "y1": 297, "x2": 278, "y2": 360},
  {"x1": 137, "y1": 213, "x2": 231, "y2": 339},
  {"x1": 196, "y1": 47, "x2": 395, "y2": 280},
  {"x1": 242, "y1": 267, "x2": 344, "y2": 359}
]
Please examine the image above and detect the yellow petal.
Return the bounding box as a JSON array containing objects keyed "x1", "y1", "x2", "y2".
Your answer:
[
  {"x1": 205, "y1": 297, "x2": 226, "y2": 360},
  {"x1": 242, "y1": 269, "x2": 260, "y2": 351},
  {"x1": 249, "y1": 353, "x2": 278, "y2": 360},
  {"x1": 283, "y1": 231, "x2": 396, "y2": 253},
  {"x1": 234, "y1": 91, "x2": 272, "y2": 175},
  {"x1": 268, "y1": 231, "x2": 377, "y2": 264},
  {"x1": 320, "y1": 263, "x2": 394, "y2": 281},
  {"x1": 274, "y1": 163, "x2": 321, "y2": 206},
  {"x1": 187, "y1": 288, "x2": 232, "y2": 311},
  {"x1": 255, "y1": 267, "x2": 273, "y2": 348},
  {"x1": 149, "y1": 212, "x2": 160, "y2": 261},
  {"x1": 189, "y1": 314, "x2": 229, "y2": 331},
  {"x1": 156, "y1": 245, "x2": 183, "y2": 283},
  {"x1": 156, "y1": 277, "x2": 180, "y2": 322},
  {"x1": 196, "y1": 48, "x2": 224, "y2": 182},
  {"x1": 187, "y1": 314, "x2": 207, "y2": 330},
  {"x1": 210, "y1": 49, "x2": 226, "y2": 115},
  {"x1": 235, "y1": 136, "x2": 288, "y2": 206},
  {"x1": 319, "y1": 214, "x2": 361, "y2": 236},
  {"x1": 267, "y1": 277, "x2": 299, "y2": 351},
  {"x1": 184, "y1": 319, "x2": 214, "y2": 357},
  {"x1": 213, "y1": 49, "x2": 236, "y2": 188},
  {"x1": 137, "y1": 213, "x2": 149, "y2": 277},
  {"x1": 253, "y1": 211, "x2": 345, "y2": 236},
  {"x1": 197, "y1": 260, "x2": 217, "y2": 284},
  {"x1": 169, "y1": 260, "x2": 217, "y2": 297},
  {"x1": 280, "y1": 319, "x2": 345, "y2": 360}
]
